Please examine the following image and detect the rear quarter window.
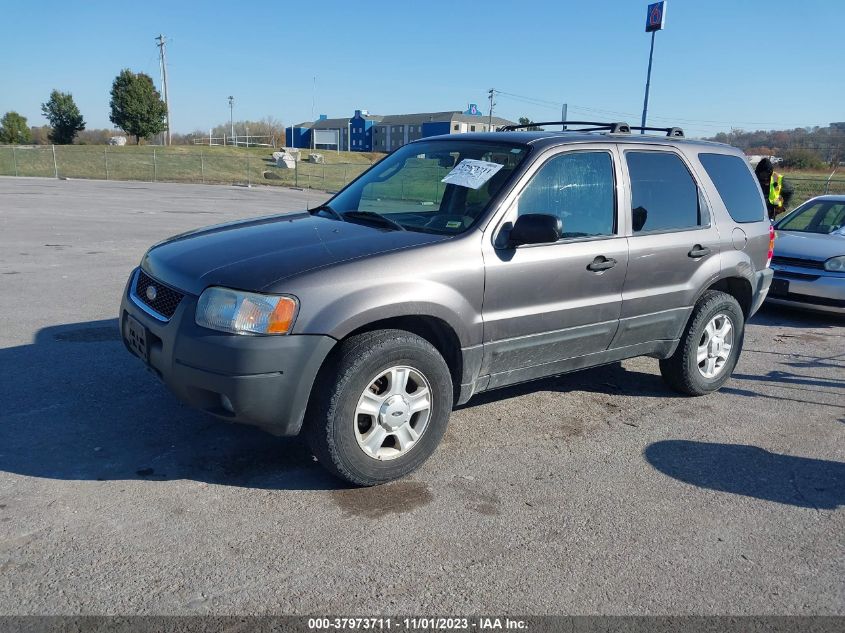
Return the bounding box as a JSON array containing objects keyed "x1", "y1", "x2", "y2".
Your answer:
[{"x1": 698, "y1": 153, "x2": 767, "y2": 223}]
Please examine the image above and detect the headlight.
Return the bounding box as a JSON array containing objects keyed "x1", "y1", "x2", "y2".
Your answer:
[
  {"x1": 195, "y1": 287, "x2": 298, "y2": 335},
  {"x1": 824, "y1": 256, "x2": 845, "y2": 272}
]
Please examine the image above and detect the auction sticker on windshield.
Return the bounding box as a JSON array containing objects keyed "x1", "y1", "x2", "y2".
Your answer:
[{"x1": 441, "y1": 159, "x2": 504, "y2": 190}]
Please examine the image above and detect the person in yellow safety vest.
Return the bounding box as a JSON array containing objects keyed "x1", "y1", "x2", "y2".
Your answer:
[{"x1": 755, "y1": 157, "x2": 794, "y2": 221}]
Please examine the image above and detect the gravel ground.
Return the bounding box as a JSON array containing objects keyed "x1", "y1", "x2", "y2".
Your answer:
[{"x1": 0, "y1": 177, "x2": 842, "y2": 615}]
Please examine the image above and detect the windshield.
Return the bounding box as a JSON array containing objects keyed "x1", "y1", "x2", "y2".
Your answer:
[
  {"x1": 776, "y1": 200, "x2": 845, "y2": 235},
  {"x1": 323, "y1": 140, "x2": 529, "y2": 234}
]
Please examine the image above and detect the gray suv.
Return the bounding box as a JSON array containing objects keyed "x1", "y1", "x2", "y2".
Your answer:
[{"x1": 120, "y1": 122, "x2": 774, "y2": 485}]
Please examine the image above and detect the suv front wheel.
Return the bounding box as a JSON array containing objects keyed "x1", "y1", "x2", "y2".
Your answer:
[
  {"x1": 305, "y1": 329, "x2": 453, "y2": 486},
  {"x1": 659, "y1": 290, "x2": 745, "y2": 396}
]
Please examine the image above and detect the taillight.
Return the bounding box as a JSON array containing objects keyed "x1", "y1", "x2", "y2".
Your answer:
[{"x1": 766, "y1": 224, "x2": 775, "y2": 267}]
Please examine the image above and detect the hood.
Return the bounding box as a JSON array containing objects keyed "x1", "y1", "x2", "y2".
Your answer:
[
  {"x1": 140, "y1": 212, "x2": 448, "y2": 295},
  {"x1": 774, "y1": 229, "x2": 845, "y2": 262}
]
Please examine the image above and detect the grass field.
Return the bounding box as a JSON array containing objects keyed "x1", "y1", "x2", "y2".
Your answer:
[
  {"x1": 0, "y1": 144, "x2": 381, "y2": 192},
  {"x1": 1, "y1": 143, "x2": 843, "y2": 206},
  {"x1": 777, "y1": 167, "x2": 845, "y2": 209}
]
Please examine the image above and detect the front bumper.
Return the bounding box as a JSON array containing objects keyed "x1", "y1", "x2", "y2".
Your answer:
[
  {"x1": 119, "y1": 269, "x2": 336, "y2": 435},
  {"x1": 765, "y1": 265, "x2": 845, "y2": 315}
]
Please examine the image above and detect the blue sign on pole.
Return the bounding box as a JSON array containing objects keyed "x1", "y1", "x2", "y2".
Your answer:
[{"x1": 645, "y1": 1, "x2": 666, "y2": 32}]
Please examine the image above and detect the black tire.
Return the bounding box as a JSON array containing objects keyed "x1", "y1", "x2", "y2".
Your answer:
[
  {"x1": 659, "y1": 290, "x2": 745, "y2": 396},
  {"x1": 304, "y1": 329, "x2": 453, "y2": 486}
]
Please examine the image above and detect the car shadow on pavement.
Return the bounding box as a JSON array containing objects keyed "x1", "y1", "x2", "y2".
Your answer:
[
  {"x1": 0, "y1": 319, "x2": 344, "y2": 491},
  {"x1": 750, "y1": 304, "x2": 845, "y2": 329},
  {"x1": 459, "y1": 361, "x2": 681, "y2": 410},
  {"x1": 723, "y1": 364, "x2": 844, "y2": 410},
  {"x1": 644, "y1": 440, "x2": 845, "y2": 510},
  {"x1": 732, "y1": 370, "x2": 845, "y2": 390}
]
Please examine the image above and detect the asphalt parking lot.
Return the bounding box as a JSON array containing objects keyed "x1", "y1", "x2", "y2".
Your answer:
[{"x1": 0, "y1": 177, "x2": 843, "y2": 615}]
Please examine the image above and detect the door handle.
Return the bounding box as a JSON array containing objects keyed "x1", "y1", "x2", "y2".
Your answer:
[
  {"x1": 587, "y1": 256, "x2": 617, "y2": 272},
  {"x1": 688, "y1": 245, "x2": 711, "y2": 258}
]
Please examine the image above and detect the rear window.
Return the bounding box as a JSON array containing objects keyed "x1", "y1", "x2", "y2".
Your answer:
[{"x1": 698, "y1": 153, "x2": 766, "y2": 223}]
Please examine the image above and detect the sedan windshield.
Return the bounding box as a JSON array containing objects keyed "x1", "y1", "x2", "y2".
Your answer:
[
  {"x1": 776, "y1": 200, "x2": 845, "y2": 235},
  {"x1": 322, "y1": 140, "x2": 529, "y2": 234}
]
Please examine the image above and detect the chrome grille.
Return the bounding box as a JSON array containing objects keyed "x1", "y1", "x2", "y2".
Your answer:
[{"x1": 771, "y1": 256, "x2": 825, "y2": 270}]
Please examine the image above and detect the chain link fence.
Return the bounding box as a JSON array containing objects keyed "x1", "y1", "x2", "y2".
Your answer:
[
  {"x1": 785, "y1": 176, "x2": 845, "y2": 207},
  {"x1": 0, "y1": 145, "x2": 375, "y2": 193},
  {"x1": 1, "y1": 145, "x2": 844, "y2": 206}
]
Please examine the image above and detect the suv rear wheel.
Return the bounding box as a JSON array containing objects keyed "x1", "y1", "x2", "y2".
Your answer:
[
  {"x1": 305, "y1": 329, "x2": 453, "y2": 486},
  {"x1": 659, "y1": 290, "x2": 745, "y2": 396}
]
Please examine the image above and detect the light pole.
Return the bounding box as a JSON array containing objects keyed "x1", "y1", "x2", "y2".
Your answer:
[
  {"x1": 155, "y1": 34, "x2": 171, "y2": 145},
  {"x1": 640, "y1": 2, "x2": 667, "y2": 133},
  {"x1": 228, "y1": 96, "x2": 235, "y2": 145}
]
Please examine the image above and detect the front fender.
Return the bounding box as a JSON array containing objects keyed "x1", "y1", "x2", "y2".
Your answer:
[{"x1": 293, "y1": 279, "x2": 481, "y2": 347}]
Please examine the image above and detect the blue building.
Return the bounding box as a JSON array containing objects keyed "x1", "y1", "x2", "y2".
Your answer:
[
  {"x1": 285, "y1": 122, "x2": 313, "y2": 149},
  {"x1": 284, "y1": 106, "x2": 513, "y2": 152},
  {"x1": 284, "y1": 111, "x2": 379, "y2": 151},
  {"x1": 349, "y1": 110, "x2": 376, "y2": 151}
]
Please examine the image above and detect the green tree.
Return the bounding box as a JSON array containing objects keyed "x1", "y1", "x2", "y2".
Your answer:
[
  {"x1": 109, "y1": 69, "x2": 167, "y2": 144},
  {"x1": 781, "y1": 148, "x2": 825, "y2": 170},
  {"x1": 40, "y1": 90, "x2": 86, "y2": 144},
  {"x1": 0, "y1": 111, "x2": 32, "y2": 144},
  {"x1": 518, "y1": 116, "x2": 541, "y2": 131}
]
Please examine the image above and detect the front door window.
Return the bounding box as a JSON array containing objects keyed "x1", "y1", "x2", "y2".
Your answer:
[{"x1": 515, "y1": 151, "x2": 615, "y2": 239}]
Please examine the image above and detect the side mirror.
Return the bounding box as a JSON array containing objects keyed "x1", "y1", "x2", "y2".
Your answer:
[{"x1": 509, "y1": 213, "x2": 562, "y2": 246}]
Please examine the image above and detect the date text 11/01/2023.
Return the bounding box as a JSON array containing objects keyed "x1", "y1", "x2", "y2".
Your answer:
[{"x1": 307, "y1": 617, "x2": 528, "y2": 630}]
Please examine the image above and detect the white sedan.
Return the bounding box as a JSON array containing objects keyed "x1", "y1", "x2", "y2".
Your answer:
[{"x1": 767, "y1": 195, "x2": 845, "y2": 314}]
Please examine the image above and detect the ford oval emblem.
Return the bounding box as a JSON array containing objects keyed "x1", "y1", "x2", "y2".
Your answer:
[{"x1": 146, "y1": 285, "x2": 158, "y2": 301}]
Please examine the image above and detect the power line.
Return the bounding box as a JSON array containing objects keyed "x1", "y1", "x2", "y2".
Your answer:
[
  {"x1": 569, "y1": 103, "x2": 823, "y2": 129},
  {"x1": 495, "y1": 90, "x2": 561, "y2": 108},
  {"x1": 492, "y1": 88, "x2": 826, "y2": 132}
]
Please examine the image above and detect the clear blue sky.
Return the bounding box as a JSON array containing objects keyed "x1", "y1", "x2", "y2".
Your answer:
[{"x1": 1, "y1": 0, "x2": 841, "y2": 139}]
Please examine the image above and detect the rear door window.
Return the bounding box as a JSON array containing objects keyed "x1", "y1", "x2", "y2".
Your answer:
[
  {"x1": 626, "y1": 151, "x2": 701, "y2": 233},
  {"x1": 698, "y1": 153, "x2": 766, "y2": 223}
]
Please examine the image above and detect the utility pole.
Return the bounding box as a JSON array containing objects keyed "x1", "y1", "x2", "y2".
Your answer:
[
  {"x1": 228, "y1": 96, "x2": 235, "y2": 145},
  {"x1": 155, "y1": 34, "x2": 171, "y2": 145},
  {"x1": 487, "y1": 89, "x2": 496, "y2": 131},
  {"x1": 561, "y1": 103, "x2": 568, "y2": 130}
]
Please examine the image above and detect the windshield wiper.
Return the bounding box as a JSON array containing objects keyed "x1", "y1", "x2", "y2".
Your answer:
[
  {"x1": 342, "y1": 211, "x2": 406, "y2": 231},
  {"x1": 309, "y1": 204, "x2": 345, "y2": 222}
]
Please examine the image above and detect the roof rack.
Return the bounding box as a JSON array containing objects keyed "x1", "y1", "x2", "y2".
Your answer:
[
  {"x1": 629, "y1": 126, "x2": 685, "y2": 137},
  {"x1": 497, "y1": 120, "x2": 684, "y2": 138},
  {"x1": 498, "y1": 121, "x2": 631, "y2": 134}
]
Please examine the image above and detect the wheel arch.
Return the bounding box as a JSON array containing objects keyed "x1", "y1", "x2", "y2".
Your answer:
[
  {"x1": 701, "y1": 275, "x2": 753, "y2": 318},
  {"x1": 341, "y1": 315, "x2": 465, "y2": 401}
]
